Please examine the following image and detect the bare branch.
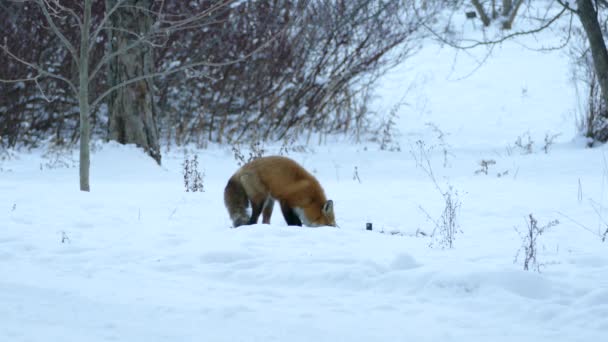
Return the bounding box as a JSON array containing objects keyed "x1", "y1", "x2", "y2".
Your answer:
[
  {"x1": 88, "y1": 0, "x2": 235, "y2": 83},
  {"x1": 42, "y1": 0, "x2": 82, "y2": 28},
  {"x1": 91, "y1": 31, "x2": 282, "y2": 109},
  {"x1": 157, "y1": 0, "x2": 234, "y2": 29},
  {"x1": 88, "y1": 0, "x2": 128, "y2": 52},
  {"x1": 557, "y1": 0, "x2": 580, "y2": 14},
  {"x1": 0, "y1": 74, "x2": 37, "y2": 83},
  {"x1": 423, "y1": 4, "x2": 570, "y2": 50},
  {"x1": 0, "y1": 40, "x2": 77, "y2": 95},
  {"x1": 557, "y1": 211, "x2": 604, "y2": 238},
  {"x1": 88, "y1": 28, "x2": 161, "y2": 83},
  {"x1": 34, "y1": 75, "x2": 52, "y2": 103},
  {"x1": 104, "y1": 26, "x2": 164, "y2": 46},
  {"x1": 516, "y1": 10, "x2": 576, "y2": 52},
  {"x1": 35, "y1": 0, "x2": 79, "y2": 66}
]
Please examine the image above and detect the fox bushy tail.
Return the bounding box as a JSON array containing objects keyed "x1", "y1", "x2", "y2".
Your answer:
[{"x1": 224, "y1": 176, "x2": 250, "y2": 227}]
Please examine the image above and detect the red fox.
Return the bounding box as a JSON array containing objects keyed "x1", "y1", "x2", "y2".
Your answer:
[{"x1": 224, "y1": 156, "x2": 336, "y2": 227}]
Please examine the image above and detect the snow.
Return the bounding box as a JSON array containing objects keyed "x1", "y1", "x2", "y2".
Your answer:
[{"x1": 2, "y1": 16, "x2": 608, "y2": 342}]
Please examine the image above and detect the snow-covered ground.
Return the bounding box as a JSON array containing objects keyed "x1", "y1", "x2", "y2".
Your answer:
[{"x1": 2, "y1": 18, "x2": 608, "y2": 342}]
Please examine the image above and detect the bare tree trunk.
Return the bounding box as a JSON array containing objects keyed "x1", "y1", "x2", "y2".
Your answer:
[
  {"x1": 79, "y1": 0, "x2": 92, "y2": 191},
  {"x1": 106, "y1": 0, "x2": 161, "y2": 164},
  {"x1": 576, "y1": 0, "x2": 608, "y2": 141},
  {"x1": 471, "y1": 0, "x2": 491, "y2": 26},
  {"x1": 502, "y1": 0, "x2": 523, "y2": 29},
  {"x1": 502, "y1": 0, "x2": 512, "y2": 17}
]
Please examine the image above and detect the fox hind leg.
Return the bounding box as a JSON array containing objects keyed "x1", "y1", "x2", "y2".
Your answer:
[
  {"x1": 239, "y1": 172, "x2": 270, "y2": 225},
  {"x1": 262, "y1": 197, "x2": 274, "y2": 224},
  {"x1": 248, "y1": 197, "x2": 265, "y2": 224}
]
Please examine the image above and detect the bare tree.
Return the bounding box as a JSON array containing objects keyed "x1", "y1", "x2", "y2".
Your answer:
[
  {"x1": 0, "y1": 0, "x2": 248, "y2": 191},
  {"x1": 471, "y1": 0, "x2": 492, "y2": 26},
  {"x1": 156, "y1": 0, "x2": 442, "y2": 145},
  {"x1": 426, "y1": 1, "x2": 608, "y2": 145},
  {"x1": 105, "y1": 0, "x2": 160, "y2": 164},
  {"x1": 2, "y1": 0, "x2": 446, "y2": 191},
  {"x1": 0, "y1": 0, "x2": 99, "y2": 191},
  {"x1": 575, "y1": 0, "x2": 608, "y2": 142},
  {"x1": 0, "y1": 2, "x2": 90, "y2": 148},
  {"x1": 467, "y1": 0, "x2": 524, "y2": 28}
]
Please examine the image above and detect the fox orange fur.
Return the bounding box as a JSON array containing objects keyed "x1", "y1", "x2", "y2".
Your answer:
[{"x1": 224, "y1": 156, "x2": 336, "y2": 227}]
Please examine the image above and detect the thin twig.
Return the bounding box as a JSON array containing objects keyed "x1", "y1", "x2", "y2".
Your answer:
[
  {"x1": 422, "y1": 5, "x2": 570, "y2": 50},
  {"x1": 35, "y1": 0, "x2": 79, "y2": 66}
]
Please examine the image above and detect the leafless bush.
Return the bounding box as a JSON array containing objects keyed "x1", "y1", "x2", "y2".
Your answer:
[
  {"x1": 426, "y1": 122, "x2": 452, "y2": 167},
  {"x1": 231, "y1": 140, "x2": 265, "y2": 167},
  {"x1": 475, "y1": 159, "x2": 496, "y2": 175},
  {"x1": 421, "y1": 185, "x2": 461, "y2": 249},
  {"x1": 61, "y1": 231, "x2": 71, "y2": 244},
  {"x1": 3, "y1": 1, "x2": 439, "y2": 151},
  {"x1": 514, "y1": 214, "x2": 559, "y2": 272},
  {"x1": 157, "y1": 0, "x2": 436, "y2": 145},
  {"x1": 514, "y1": 132, "x2": 534, "y2": 154},
  {"x1": 183, "y1": 155, "x2": 205, "y2": 192},
  {"x1": 543, "y1": 132, "x2": 561, "y2": 153},
  {"x1": 378, "y1": 116, "x2": 401, "y2": 152},
  {"x1": 376, "y1": 100, "x2": 403, "y2": 152},
  {"x1": 231, "y1": 145, "x2": 247, "y2": 166},
  {"x1": 510, "y1": 131, "x2": 560, "y2": 155},
  {"x1": 496, "y1": 170, "x2": 509, "y2": 178},
  {"x1": 0, "y1": 146, "x2": 16, "y2": 172},
  {"x1": 278, "y1": 131, "x2": 310, "y2": 156},
  {"x1": 40, "y1": 144, "x2": 77, "y2": 170},
  {"x1": 353, "y1": 166, "x2": 362, "y2": 183},
  {"x1": 411, "y1": 140, "x2": 462, "y2": 249}
]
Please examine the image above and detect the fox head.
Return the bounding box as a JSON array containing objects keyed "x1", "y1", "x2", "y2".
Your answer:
[
  {"x1": 295, "y1": 200, "x2": 336, "y2": 227},
  {"x1": 318, "y1": 200, "x2": 336, "y2": 227}
]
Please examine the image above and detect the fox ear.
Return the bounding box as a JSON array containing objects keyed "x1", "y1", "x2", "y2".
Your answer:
[{"x1": 322, "y1": 200, "x2": 334, "y2": 214}]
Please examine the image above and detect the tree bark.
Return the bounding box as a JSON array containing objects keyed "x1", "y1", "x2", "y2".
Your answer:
[
  {"x1": 106, "y1": 0, "x2": 161, "y2": 164},
  {"x1": 502, "y1": 0, "x2": 523, "y2": 29},
  {"x1": 79, "y1": 0, "x2": 92, "y2": 191},
  {"x1": 502, "y1": 0, "x2": 512, "y2": 17},
  {"x1": 471, "y1": 0, "x2": 491, "y2": 26},
  {"x1": 576, "y1": 0, "x2": 608, "y2": 142}
]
